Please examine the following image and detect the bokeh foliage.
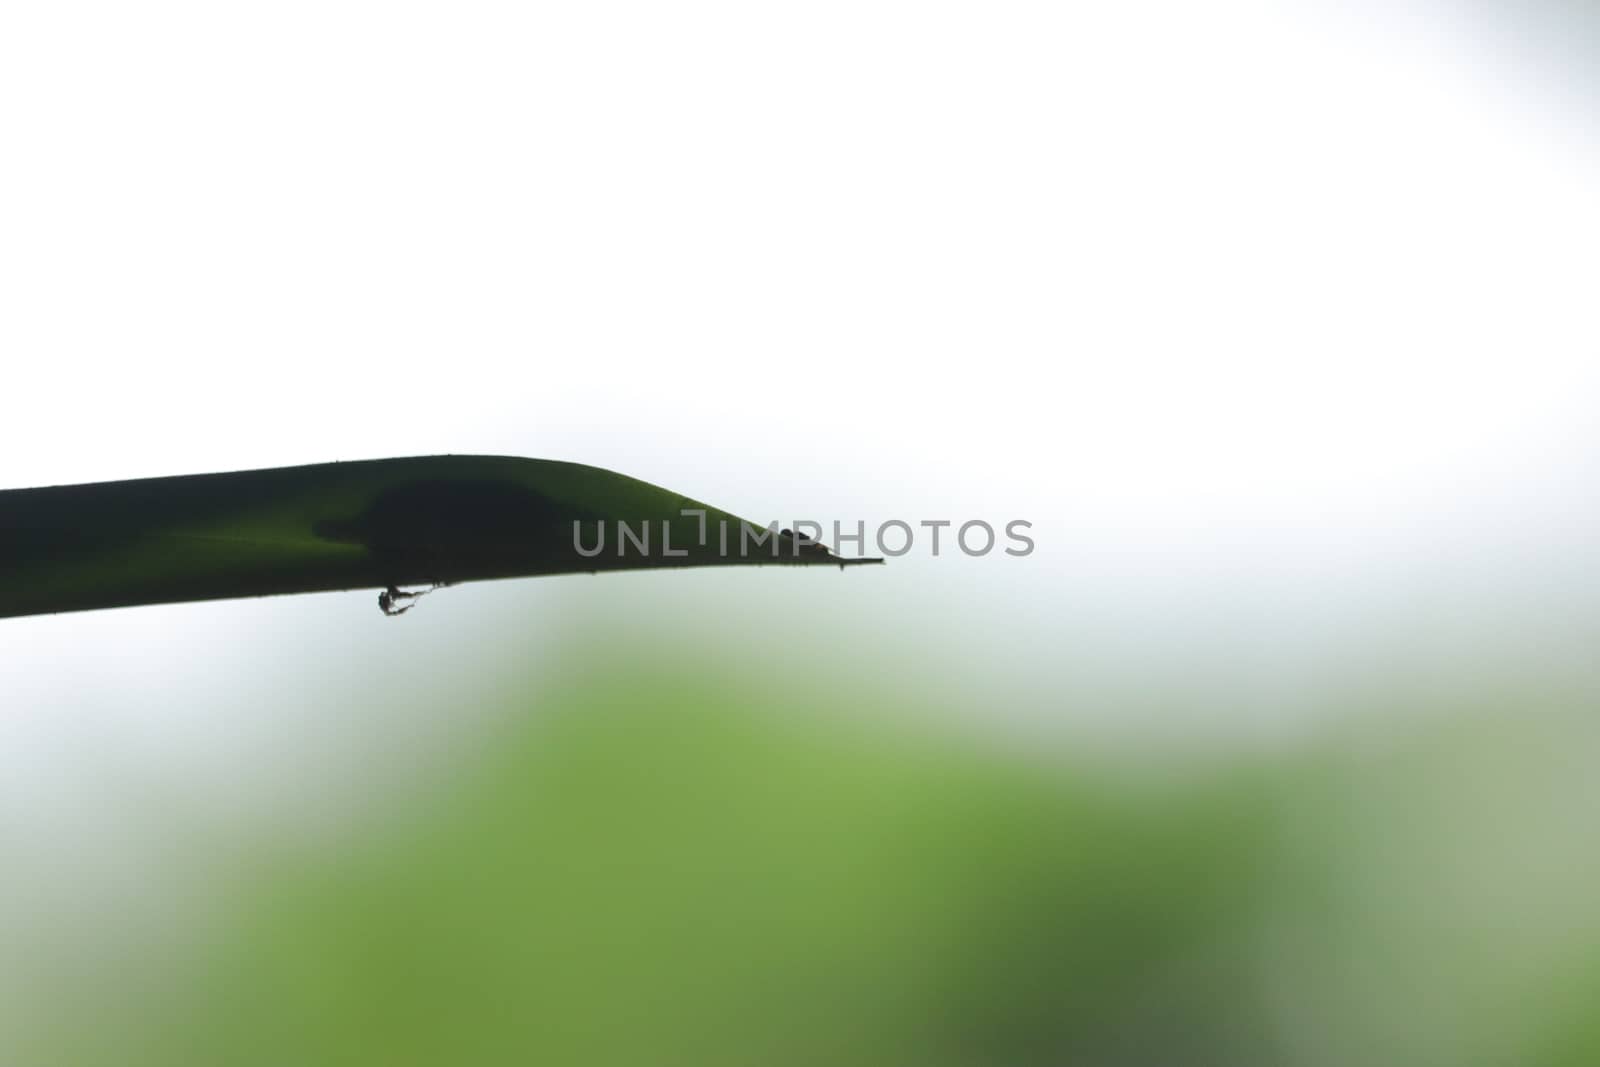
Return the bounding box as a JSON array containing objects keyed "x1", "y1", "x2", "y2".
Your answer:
[{"x1": 15, "y1": 638, "x2": 1600, "y2": 1066}]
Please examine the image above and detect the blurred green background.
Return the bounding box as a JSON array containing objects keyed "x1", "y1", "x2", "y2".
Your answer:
[{"x1": 7, "y1": 577, "x2": 1600, "y2": 1067}]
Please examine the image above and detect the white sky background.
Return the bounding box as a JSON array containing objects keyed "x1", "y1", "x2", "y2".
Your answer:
[
  {"x1": 0, "y1": 1, "x2": 1594, "y2": 670},
  {"x1": 1, "y1": 1, "x2": 1594, "y2": 562},
  {"x1": 0, "y1": 0, "x2": 1596, "y2": 715},
  {"x1": 0, "y1": 0, "x2": 1598, "y2": 966}
]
